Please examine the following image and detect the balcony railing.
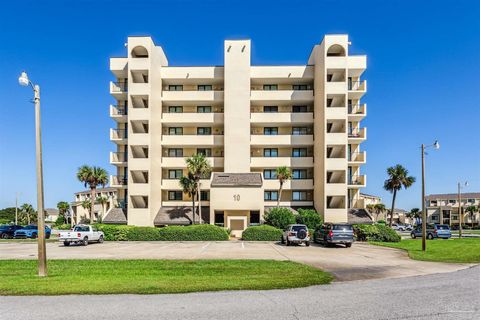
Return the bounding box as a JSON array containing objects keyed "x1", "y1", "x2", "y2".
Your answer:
[
  {"x1": 111, "y1": 129, "x2": 128, "y2": 139},
  {"x1": 111, "y1": 175, "x2": 128, "y2": 186},
  {"x1": 348, "y1": 81, "x2": 366, "y2": 91},
  {"x1": 348, "y1": 128, "x2": 365, "y2": 138},
  {"x1": 111, "y1": 81, "x2": 128, "y2": 92},
  {"x1": 348, "y1": 175, "x2": 366, "y2": 186},
  {"x1": 348, "y1": 151, "x2": 366, "y2": 162},
  {"x1": 111, "y1": 105, "x2": 127, "y2": 116},
  {"x1": 110, "y1": 152, "x2": 127, "y2": 163},
  {"x1": 348, "y1": 104, "x2": 366, "y2": 115}
]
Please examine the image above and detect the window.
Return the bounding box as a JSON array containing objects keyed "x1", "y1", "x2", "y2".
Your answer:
[
  {"x1": 263, "y1": 84, "x2": 278, "y2": 90},
  {"x1": 430, "y1": 200, "x2": 438, "y2": 206},
  {"x1": 168, "y1": 191, "x2": 183, "y2": 200},
  {"x1": 214, "y1": 211, "x2": 225, "y2": 225},
  {"x1": 197, "y1": 148, "x2": 212, "y2": 157},
  {"x1": 264, "y1": 127, "x2": 278, "y2": 135},
  {"x1": 197, "y1": 106, "x2": 212, "y2": 113},
  {"x1": 292, "y1": 127, "x2": 308, "y2": 135},
  {"x1": 168, "y1": 127, "x2": 183, "y2": 135},
  {"x1": 264, "y1": 191, "x2": 278, "y2": 201},
  {"x1": 448, "y1": 200, "x2": 456, "y2": 204},
  {"x1": 292, "y1": 148, "x2": 307, "y2": 157},
  {"x1": 264, "y1": 106, "x2": 278, "y2": 113},
  {"x1": 264, "y1": 148, "x2": 278, "y2": 157},
  {"x1": 168, "y1": 148, "x2": 183, "y2": 157},
  {"x1": 198, "y1": 85, "x2": 212, "y2": 91},
  {"x1": 168, "y1": 85, "x2": 183, "y2": 91},
  {"x1": 197, "y1": 127, "x2": 212, "y2": 135},
  {"x1": 263, "y1": 169, "x2": 277, "y2": 180},
  {"x1": 292, "y1": 105, "x2": 308, "y2": 113},
  {"x1": 292, "y1": 169, "x2": 307, "y2": 179},
  {"x1": 468, "y1": 199, "x2": 475, "y2": 203},
  {"x1": 169, "y1": 106, "x2": 183, "y2": 113},
  {"x1": 201, "y1": 191, "x2": 209, "y2": 201},
  {"x1": 168, "y1": 169, "x2": 183, "y2": 179},
  {"x1": 292, "y1": 84, "x2": 309, "y2": 90},
  {"x1": 292, "y1": 191, "x2": 307, "y2": 201},
  {"x1": 250, "y1": 211, "x2": 260, "y2": 225}
]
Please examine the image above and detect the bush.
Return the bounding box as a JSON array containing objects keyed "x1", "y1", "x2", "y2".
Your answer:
[
  {"x1": 354, "y1": 224, "x2": 401, "y2": 242},
  {"x1": 54, "y1": 224, "x2": 72, "y2": 230},
  {"x1": 95, "y1": 224, "x2": 229, "y2": 241},
  {"x1": 295, "y1": 209, "x2": 322, "y2": 230},
  {"x1": 242, "y1": 225, "x2": 283, "y2": 241},
  {"x1": 377, "y1": 220, "x2": 386, "y2": 225},
  {"x1": 264, "y1": 208, "x2": 295, "y2": 230},
  {"x1": 55, "y1": 215, "x2": 65, "y2": 226}
]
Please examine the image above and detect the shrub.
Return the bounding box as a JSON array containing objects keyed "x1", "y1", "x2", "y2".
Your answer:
[
  {"x1": 54, "y1": 224, "x2": 72, "y2": 230},
  {"x1": 55, "y1": 215, "x2": 65, "y2": 226},
  {"x1": 377, "y1": 220, "x2": 386, "y2": 224},
  {"x1": 264, "y1": 208, "x2": 295, "y2": 230},
  {"x1": 295, "y1": 209, "x2": 322, "y2": 230},
  {"x1": 242, "y1": 225, "x2": 283, "y2": 241},
  {"x1": 96, "y1": 224, "x2": 132, "y2": 241},
  {"x1": 353, "y1": 224, "x2": 401, "y2": 242}
]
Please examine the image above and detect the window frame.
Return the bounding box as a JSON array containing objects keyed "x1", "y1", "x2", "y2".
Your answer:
[
  {"x1": 197, "y1": 127, "x2": 212, "y2": 135},
  {"x1": 168, "y1": 191, "x2": 183, "y2": 201},
  {"x1": 264, "y1": 148, "x2": 278, "y2": 157}
]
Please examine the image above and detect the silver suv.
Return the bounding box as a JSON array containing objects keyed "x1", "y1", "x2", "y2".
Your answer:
[{"x1": 281, "y1": 224, "x2": 310, "y2": 246}]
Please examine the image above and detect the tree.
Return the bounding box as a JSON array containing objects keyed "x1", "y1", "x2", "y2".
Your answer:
[
  {"x1": 76, "y1": 165, "x2": 108, "y2": 222},
  {"x1": 179, "y1": 172, "x2": 198, "y2": 225},
  {"x1": 96, "y1": 196, "x2": 109, "y2": 223},
  {"x1": 383, "y1": 164, "x2": 416, "y2": 227},
  {"x1": 275, "y1": 166, "x2": 292, "y2": 208},
  {"x1": 20, "y1": 203, "x2": 36, "y2": 225},
  {"x1": 264, "y1": 207, "x2": 295, "y2": 230},
  {"x1": 186, "y1": 154, "x2": 211, "y2": 224},
  {"x1": 465, "y1": 206, "x2": 477, "y2": 228},
  {"x1": 374, "y1": 203, "x2": 386, "y2": 222},
  {"x1": 295, "y1": 209, "x2": 323, "y2": 230},
  {"x1": 57, "y1": 201, "x2": 70, "y2": 222}
]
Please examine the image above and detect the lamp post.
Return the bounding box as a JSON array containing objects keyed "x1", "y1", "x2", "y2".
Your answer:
[
  {"x1": 458, "y1": 181, "x2": 468, "y2": 238},
  {"x1": 18, "y1": 71, "x2": 47, "y2": 277},
  {"x1": 421, "y1": 140, "x2": 440, "y2": 252}
]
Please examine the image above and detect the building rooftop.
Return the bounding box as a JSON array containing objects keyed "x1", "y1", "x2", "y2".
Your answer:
[
  {"x1": 360, "y1": 192, "x2": 381, "y2": 199},
  {"x1": 211, "y1": 173, "x2": 262, "y2": 187},
  {"x1": 74, "y1": 187, "x2": 117, "y2": 195},
  {"x1": 426, "y1": 192, "x2": 480, "y2": 200}
]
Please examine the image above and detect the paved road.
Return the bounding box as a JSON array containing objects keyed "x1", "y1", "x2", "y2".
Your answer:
[
  {"x1": 0, "y1": 241, "x2": 473, "y2": 281},
  {"x1": 1, "y1": 265, "x2": 479, "y2": 320}
]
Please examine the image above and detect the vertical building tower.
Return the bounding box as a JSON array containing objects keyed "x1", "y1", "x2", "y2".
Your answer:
[{"x1": 109, "y1": 35, "x2": 367, "y2": 233}]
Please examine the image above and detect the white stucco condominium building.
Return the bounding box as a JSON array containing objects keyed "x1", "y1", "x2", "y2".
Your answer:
[{"x1": 109, "y1": 34, "x2": 368, "y2": 233}]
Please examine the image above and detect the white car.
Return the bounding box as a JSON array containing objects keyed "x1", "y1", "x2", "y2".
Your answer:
[
  {"x1": 281, "y1": 224, "x2": 311, "y2": 246},
  {"x1": 58, "y1": 224, "x2": 104, "y2": 246}
]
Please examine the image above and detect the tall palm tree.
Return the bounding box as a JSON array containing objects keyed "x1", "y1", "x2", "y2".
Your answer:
[
  {"x1": 179, "y1": 172, "x2": 198, "y2": 225},
  {"x1": 186, "y1": 154, "x2": 212, "y2": 223},
  {"x1": 57, "y1": 201, "x2": 70, "y2": 222},
  {"x1": 384, "y1": 164, "x2": 416, "y2": 227},
  {"x1": 96, "y1": 196, "x2": 109, "y2": 222},
  {"x1": 275, "y1": 166, "x2": 292, "y2": 208},
  {"x1": 81, "y1": 200, "x2": 91, "y2": 222},
  {"x1": 465, "y1": 205, "x2": 477, "y2": 228},
  {"x1": 77, "y1": 165, "x2": 108, "y2": 222},
  {"x1": 20, "y1": 203, "x2": 35, "y2": 225},
  {"x1": 374, "y1": 203, "x2": 386, "y2": 222}
]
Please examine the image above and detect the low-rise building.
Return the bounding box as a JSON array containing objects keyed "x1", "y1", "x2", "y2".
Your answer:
[
  {"x1": 71, "y1": 188, "x2": 127, "y2": 224},
  {"x1": 426, "y1": 192, "x2": 480, "y2": 226}
]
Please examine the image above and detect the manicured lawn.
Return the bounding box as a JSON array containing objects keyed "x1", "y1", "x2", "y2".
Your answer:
[
  {"x1": 372, "y1": 238, "x2": 480, "y2": 263},
  {"x1": 0, "y1": 259, "x2": 333, "y2": 295}
]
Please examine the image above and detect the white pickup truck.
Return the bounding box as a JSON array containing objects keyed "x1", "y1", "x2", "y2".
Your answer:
[{"x1": 59, "y1": 225, "x2": 104, "y2": 246}]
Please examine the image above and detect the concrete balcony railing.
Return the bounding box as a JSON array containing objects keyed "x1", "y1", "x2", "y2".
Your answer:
[
  {"x1": 161, "y1": 135, "x2": 224, "y2": 146},
  {"x1": 348, "y1": 175, "x2": 366, "y2": 188},
  {"x1": 348, "y1": 80, "x2": 367, "y2": 91},
  {"x1": 162, "y1": 179, "x2": 211, "y2": 189},
  {"x1": 348, "y1": 104, "x2": 367, "y2": 119},
  {"x1": 325, "y1": 81, "x2": 346, "y2": 93},
  {"x1": 162, "y1": 200, "x2": 211, "y2": 207},
  {"x1": 263, "y1": 179, "x2": 314, "y2": 190},
  {"x1": 250, "y1": 134, "x2": 313, "y2": 146},
  {"x1": 250, "y1": 157, "x2": 313, "y2": 168},
  {"x1": 110, "y1": 129, "x2": 128, "y2": 144},
  {"x1": 162, "y1": 157, "x2": 224, "y2": 168},
  {"x1": 110, "y1": 81, "x2": 128, "y2": 94},
  {"x1": 162, "y1": 112, "x2": 224, "y2": 124},
  {"x1": 110, "y1": 105, "x2": 127, "y2": 122},
  {"x1": 110, "y1": 152, "x2": 127, "y2": 165},
  {"x1": 250, "y1": 65, "x2": 314, "y2": 79},
  {"x1": 250, "y1": 112, "x2": 313, "y2": 124},
  {"x1": 110, "y1": 175, "x2": 128, "y2": 188},
  {"x1": 161, "y1": 90, "x2": 224, "y2": 102},
  {"x1": 265, "y1": 201, "x2": 313, "y2": 207},
  {"x1": 348, "y1": 127, "x2": 367, "y2": 141},
  {"x1": 348, "y1": 151, "x2": 366, "y2": 164},
  {"x1": 250, "y1": 90, "x2": 314, "y2": 102}
]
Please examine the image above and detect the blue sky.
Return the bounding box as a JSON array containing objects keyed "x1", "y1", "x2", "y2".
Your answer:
[{"x1": 0, "y1": 0, "x2": 479, "y2": 211}]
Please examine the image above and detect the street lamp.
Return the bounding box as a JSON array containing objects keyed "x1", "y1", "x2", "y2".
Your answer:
[
  {"x1": 421, "y1": 140, "x2": 440, "y2": 252},
  {"x1": 18, "y1": 71, "x2": 47, "y2": 277},
  {"x1": 458, "y1": 181, "x2": 468, "y2": 238}
]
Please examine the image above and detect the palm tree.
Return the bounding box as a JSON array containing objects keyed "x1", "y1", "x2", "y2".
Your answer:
[
  {"x1": 366, "y1": 204, "x2": 375, "y2": 213},
  {"x1": 275, "y1": 166, "x2": 292, "y2": 208},
  {"x1": 186, "y1": 154, "x2": 212, "y2": 223},
  {"x1": 77, "y1": 165, "x2": 108, "y2": 222},
  {"x1": 383, "y1": 164, "x2": 416, "y2": 227},
  {"x1": 407, "y1": 208, "x2": 421, "y2": 225},
  {"x1": 81, "y1": 200, "x2": 91, "y2": 222},
  {"x1": 57, "y1": 201, "x2": 70, "y2": 222},
  {"x1": 374, "y1": 203, "x2": 386, "y2": 222},
  {"x1": 96, "y1": 196, "x2": 109, "y2": 222},
  {"x1": 20, "y1": 203, "x2": 35, "y2": 225},
  {"x1": 465, "y1": 205, "x2": 477, "y2": 228},
  {"x1": 179, "y1": 172, "x2": 198, "y2": 225}
]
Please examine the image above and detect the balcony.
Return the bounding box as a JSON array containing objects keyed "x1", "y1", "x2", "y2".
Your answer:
[
  {"x1": 250, "y1": 90, "x2": 314, "y2": 103},
  {"x1": 162, "y1": 179, "x2": 211, "y2": 189},
  {"x1": 325, "y1": 81, "x2": 346, "y2": 93},
  {"x1": 110, "y1": 81, "x2": 127, "y2": 99},
  {"x1": 161, "y1": 90, "x2": 224, "y2": 103},
  {"x1": 161, "y1": 135, "x2": 224, "y2": 146},
  {"x1": 250, "y1": 157, "x2": 313, "y2": 168},
  {"x1": 110, "y1": 152, "x2": 127, "y2": 166},
  {"x1": 348, "y1": 151, "x2": 366, "y2": 164},
  {"x1": 348, "y1": 80, "x2": 367, "y2": 99},
  {"x1": 110, "y1": 129, "x2": 128, "y2": 145},
  {"x1": 162, "y1": 112, "x2": 224, "y2": 125},
  {"x1": 348, "y1": 127, "x2": 367, "y2": 142},
  {"x1": 348, "y1": 175, "x2": 366, "y2": 188},
  {"x1": 110, "y1": 105, "x2": 127, "y2": 122},
  {"x1": 263, "y1": 179, "x2": 313, "y2": 190},
  {"x1": 250, "y1": 134, "x2": 313, "y2": 146},
  {"x1": 250, "y1": 66, "x2": 314, "y2": 80},
  {"x1": 110, "y1": 175, "x2": 128, "y2": 188},
  {"x1": 250, "y1": 112, "x2": 313, "y2": 124},
  {"x1": 162, "y1": 157, "x2": 224, "y2": 168},
  {"x1": 348, "y1": 104, "x2": 367, "y2": 120}
]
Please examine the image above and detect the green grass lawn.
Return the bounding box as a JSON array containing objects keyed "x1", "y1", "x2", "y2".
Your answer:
[
  {"x1": 372, "y1": 238, "x2": 480, "y2": 263},
  {"x1": 0, "y1": 259, "x2": 333, "y2": 295}
]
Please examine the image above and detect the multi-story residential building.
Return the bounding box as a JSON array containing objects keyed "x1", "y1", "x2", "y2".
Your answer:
[
  {"x1": 109, "y1": 35, "x2": 368, "y2": 234},
  {"x1": 426, "y1": 192, "x2": 480, "y2": 226},
  {"x1": 71, "y1": 187, "x2": 125, "y2": 224}
]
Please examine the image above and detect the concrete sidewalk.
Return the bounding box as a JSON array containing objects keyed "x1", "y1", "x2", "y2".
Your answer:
[{"x1": 0, "y1": 241, "x2": 473, "y2": 281}]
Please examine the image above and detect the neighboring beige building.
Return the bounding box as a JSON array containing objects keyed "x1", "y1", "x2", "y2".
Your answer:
[
  {"x1": 360, "y1": 193, "x2": 382, "y2": 207},
  {"x1": 426, "y1": 192, "x2": 480, "y2": 226},
  {"x1": 71, "y1": 187, "x2": 126, "y2": 224},
  {"x1": 109, "y1": 35, "x2": 368, "y2": 233}
]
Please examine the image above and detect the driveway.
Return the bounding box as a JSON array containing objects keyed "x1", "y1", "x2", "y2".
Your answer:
[{"x1": 0, "y1": 241, "x2": 473, "y2": 281}]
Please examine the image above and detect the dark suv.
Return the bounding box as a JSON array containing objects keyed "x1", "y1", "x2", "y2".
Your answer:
[
  {"x1": 314, "y1": 223, "x2": 354, "y2": 247},
  {"x1": 0, "y1": 225, "x2": 24, "y2": 239}
]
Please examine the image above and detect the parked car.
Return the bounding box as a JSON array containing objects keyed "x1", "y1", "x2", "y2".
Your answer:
[
  {"x1": 281, "y1": 224, "x2": 310, "y2": 246},
  {"x1": 314, "y1": 223, "x2": 354, "y2": 247},
  {"x1": 411, "y1": 224, "x2": 451, "y2": 239},
  {"x1": 405, "y1": 224, "x2": 414, "y2": 231},
  {"x1": 392, "y1": 224, "x2": 409, "y2": 231},
  {"x1": 58, "y1": 224, "x2": 104, "y2": 246},
  {"x1": 14, "y1": 225, "x2": 51, "y2": 239},
  {"x1": 0, "y1": 225, "x2": 24, "y2": 239}
]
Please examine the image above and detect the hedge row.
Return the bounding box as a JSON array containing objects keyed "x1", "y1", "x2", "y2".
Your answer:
[
  {"x1": 353, "y1": 224, "x2": 401, "y2": 242},
  {"x1": 95, "y1": 224, "x2": 229, "y2": 241},
  {"x1": 242, "y1": 225, "x2": 283, "y2": 241}
]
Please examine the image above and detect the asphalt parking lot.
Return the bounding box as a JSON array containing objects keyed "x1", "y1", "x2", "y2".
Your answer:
[{"x1": 0, "y1": 241, "x2": 472, "y2": 281}]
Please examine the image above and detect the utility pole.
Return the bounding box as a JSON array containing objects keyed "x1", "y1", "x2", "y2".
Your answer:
[{"x1": 421, "y1": 144, "x2": 426, "y2": 251}]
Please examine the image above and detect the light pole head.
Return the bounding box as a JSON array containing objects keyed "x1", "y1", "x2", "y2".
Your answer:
[
  {"x1": 465, "y1": 181, "x2": 469, "y2": 187},
  {"x1": 18, "y1": 71, "x2": 29, "y2": 87},
  {"x1": 433, "y1": 140, "x2": 440, "y2": 150}
]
